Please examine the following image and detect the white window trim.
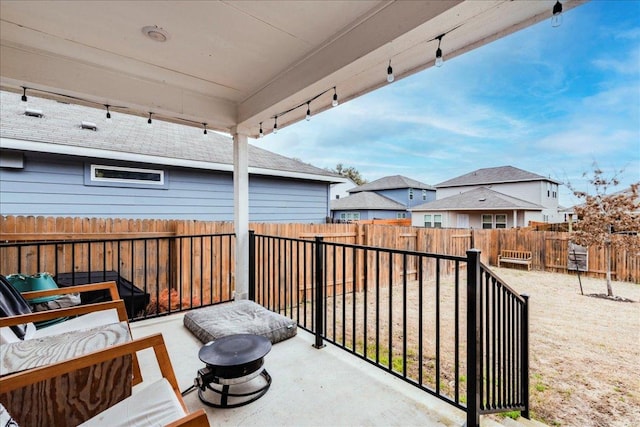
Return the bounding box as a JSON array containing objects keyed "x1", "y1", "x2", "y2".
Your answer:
[
  {"x1": 85, "y1": 163, "x2": 168, "y2": 189},
  {"x1": 91, "y1": 164, "x2": 165, "y2": 185}
]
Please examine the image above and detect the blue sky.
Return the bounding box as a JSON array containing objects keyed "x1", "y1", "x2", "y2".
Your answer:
[{"x1": 253, "y1": 1, "x2": 640, "y2": 207}]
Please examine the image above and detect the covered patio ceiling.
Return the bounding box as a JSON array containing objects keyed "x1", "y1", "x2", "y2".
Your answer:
[{"x1": 0, "y1": 0, "x2": 585, "y2": 138}]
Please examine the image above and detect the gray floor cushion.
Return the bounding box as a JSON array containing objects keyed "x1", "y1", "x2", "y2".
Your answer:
[{"x1": 183, "y1": 300, "x2": 297, "y2": 344}]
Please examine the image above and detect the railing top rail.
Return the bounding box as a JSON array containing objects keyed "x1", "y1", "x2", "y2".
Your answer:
[
  {"x1": 0, "y1": 232, "x2": 236, "y2": 247},
  {"x1": 480, "y1": 261, "x2": 527, "y2": 303},
  {"x1": 254, "y1": 233, "x2": 467, "y2": 262}
]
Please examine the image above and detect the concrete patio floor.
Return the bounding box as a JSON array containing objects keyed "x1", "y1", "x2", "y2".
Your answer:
[{"x1": 130, "y1": 312, "x2": 532, "y2": 427}]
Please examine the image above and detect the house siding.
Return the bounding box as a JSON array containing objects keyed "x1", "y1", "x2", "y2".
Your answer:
[
  {"x1": 332, "y1": 209, "x2": 403, "y2": 221},
  {"x1": 374, "y1": 188, "x2": 435, "y2": 208},
  {"x1": 0, "y1": 151, "x2": 329, "y2": 223}
]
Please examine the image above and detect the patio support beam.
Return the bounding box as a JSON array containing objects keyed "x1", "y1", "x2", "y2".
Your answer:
[{"x1": 233, "y1": 129, "x2": 249, "y2": 300}]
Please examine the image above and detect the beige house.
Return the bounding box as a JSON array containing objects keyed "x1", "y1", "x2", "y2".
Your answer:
[{"x1": 410, "y1": 166, "x2": 562, "y2": 229}]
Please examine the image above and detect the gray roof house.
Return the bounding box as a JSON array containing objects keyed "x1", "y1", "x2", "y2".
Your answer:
[
  {"x1": 330, "y1": 175, "x2": 435, "y2": 221},
  {"x1": 410, "y1": 166, "x2": 562, "y2": 228},
  {"x1": 0, "y1": 91, "x2": 342, "y2": 222}
]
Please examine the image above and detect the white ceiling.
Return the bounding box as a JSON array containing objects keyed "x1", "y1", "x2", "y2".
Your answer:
[{"x1": 0, "y1": 0, "x2": 585, "y2": 138}]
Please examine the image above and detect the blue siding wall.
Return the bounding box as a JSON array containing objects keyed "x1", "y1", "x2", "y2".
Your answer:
[
  {"x1": 331, "y1": 209, "x2": 403, "y2": 220},
  {"x1": 0, "y1": 151, "x2": 329, "y2": 223},
  {"x1": 377, "y1": 188, "x2": 435, "y2": 208}
]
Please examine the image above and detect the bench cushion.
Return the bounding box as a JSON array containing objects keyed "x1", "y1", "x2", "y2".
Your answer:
[
  {"x1": 79, "y1": 378, "x2": 184, "y2": 427},
  {"x1": 184, "y1": 300, "x2": 297, "y2": 344},
  {"x1": 1, "y1": 320, "x2": 129, "y2": 374}
]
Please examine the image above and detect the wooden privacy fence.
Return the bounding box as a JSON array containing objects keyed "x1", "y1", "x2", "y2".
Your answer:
[{"x1": 1, "y1": 216, "x2": 638, "y2": 285}]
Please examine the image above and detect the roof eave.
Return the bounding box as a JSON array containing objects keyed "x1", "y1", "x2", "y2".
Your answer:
[{"x1": 1, "y1": 137, "x2": 341, "y2": 183}]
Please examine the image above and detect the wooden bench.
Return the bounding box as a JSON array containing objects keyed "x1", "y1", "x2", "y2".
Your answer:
[{"x1": 497, "y1": 250, "x2": 532, "y2": 270}]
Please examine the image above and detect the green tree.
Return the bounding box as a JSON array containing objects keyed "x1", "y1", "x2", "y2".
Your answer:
[
  {"x1": 330, "y1": 163, "x2": 368, "y2": 185},
  {"x1": 569, "y1": 167, "x2": 640, "y2": 296}
]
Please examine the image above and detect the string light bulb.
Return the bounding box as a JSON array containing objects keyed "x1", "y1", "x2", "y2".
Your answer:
[
  {"x1": 105, "y1": 105, "x2": 111, "y2": 120},
  {"x1": 435, "y1": 36, "x2": 444, "y2": 67},
  {"x1": 551, "y1": 1, "x2": 563, "y2": 27},
  {"x1": 19, "y1": 86, "x2": 28, "y2": 110},
  {"x1": 273, "y1": 117, "x2": 278, "y2": 134},
  {"x1": 147, "y1": 112, "x2": 153, "y2": 124},
  {"x1": 259, "y1": 122, "x2": 264, "y2": 138},
  {"x1": 306, "y1": 102, "x2": 311, "y2": 121},
  {"x1": 202, "y1": 123, "x2": 208, "y2": 135},
  {"x1": 332, "y1": 87, "x2": 339, "y2": 107},
  {"x1": 387, "y1": 60, "x2": 394, "y2": 83}
]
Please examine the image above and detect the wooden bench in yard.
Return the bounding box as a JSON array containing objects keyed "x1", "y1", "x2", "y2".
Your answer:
[{"x1": 498, "y1": 250, "x2": 532, "y2": 270}]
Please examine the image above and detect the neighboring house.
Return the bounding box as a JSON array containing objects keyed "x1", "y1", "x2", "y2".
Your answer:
[
  {"x1": 410, "y1": 166, "x2": 562, "y2": 228},
  {"x1": 330, "y1": 175, "x2": 435, "y2": 221},
  {"x1": 330, "y1": 177, "x2": 357, "y2": 201},
  {"x1": 0, "y1": 91, "x2": 343, "y2": 222}
]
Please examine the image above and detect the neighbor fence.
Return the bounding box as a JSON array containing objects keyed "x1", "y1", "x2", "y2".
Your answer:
[{"x1": 2, "y1": 216, "x2": 637, "y2": 283}]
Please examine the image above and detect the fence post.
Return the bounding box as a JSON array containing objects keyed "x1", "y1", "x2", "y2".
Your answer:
[
  {"x1": 249, "y1": 230, "x2": 255, "y2": 301},
  {"x1": 313, "y1": 236, "x2": 325, "y2": 349},
  {"x1": 521, "y1": 293, "x2": 530, "y2": 419},
  {"x1": 466, "y1": 249, "x2": 482, "y2": 427}
]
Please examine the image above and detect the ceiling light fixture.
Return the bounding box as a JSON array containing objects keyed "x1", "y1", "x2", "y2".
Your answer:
[
  {"x1": 332, "y1": 87, "x2": 339, "y2": 107},
  {"x1": 259, "y1": 122, "x2": 264, "y2": 138},
  {"x1": 306, "y1": 102, "x2": 311, "y2": 121},
  {"x1": 551, "y1": 1, "x2": 563, "y2": 27},
  {"x1": 105, "y1": 104, "x2": 111, "y2": 120},
  {"x1": 142, "y1": 25, "x2": 170, "y2": 42},
  {"x1": 435, "y1": 35, "x2": 444, "y2": 67},
  {"x1": 273, "y1": 117, "x2": 278, "y2": 134},
  {"x1": 147, "y1": 112, "x2": 153, "y2": 124},
  {"x1": 202, "y1": 123, "x2": 208, "y2": 135},
  {"x1": 387, "y1": 60, "x2": 394, "y2": 83},
  {"x1": 21, "y1": 86, "x2": 28, "y2": 103}
]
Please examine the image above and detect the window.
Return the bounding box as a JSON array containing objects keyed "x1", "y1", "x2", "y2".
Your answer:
[
  {"x1": 433, "y1": 214, "x2": 442, "y2": 228},
  {"x1": 397, "y1": 212, "x2": 407, "y2": 219},
  {"x1": 495, "y1": 214, "x2": 507, "y2": 229},
  {"x1": 408, "y1": 188, "x2": 414, "y2": 200},
  {"x1": 422, "y1": 189, "x2": 427, "y2": 201},
  {"x1": 482, "y1": 214, "x2": 493, "y2": 229},
  {"x1": 424, "y1": 214, "x2": 442, "y2": 228},
  {"x1": 547, "y1": 182, "x2": 551, "y2": 197},
  {"x1": 86, "y1": 164, "x2": 168, "y2": 189},
  {"x1": 340, "y1": 212, "x2": 360, "y2": 221}
]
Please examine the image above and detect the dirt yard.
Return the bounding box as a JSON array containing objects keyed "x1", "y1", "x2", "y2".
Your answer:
[
  {"x1": 490, "y1": 268, "x2": 640, "y2": 427},
  {"x1": 318, "y1": 266, "x2": 639, "y2": 427}
]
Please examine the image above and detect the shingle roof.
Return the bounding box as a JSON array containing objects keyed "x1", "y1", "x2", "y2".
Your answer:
[
  {"x1": 349, "y1": 175, "x2": 435, "y2": 193},
  {"x1": 0, "y1": 91, "x2": 339, "y2": 181},
  {"x1": 410, "y1": 187, "x2": 544, "y2": 211},
  {"x1": 331, "y1": 192, "x2": 406, "y2": 210},
  {"x1": 435, "y1": 165, "x2": 560, "y2": 188}
]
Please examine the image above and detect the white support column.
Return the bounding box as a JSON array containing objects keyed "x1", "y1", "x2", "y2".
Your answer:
[
  {"x1": 513, "y1": 210, "x2": 518, "y2": 228},
  {"x1": 233, "y1": 129, "x2": 249, "y2": 300}
]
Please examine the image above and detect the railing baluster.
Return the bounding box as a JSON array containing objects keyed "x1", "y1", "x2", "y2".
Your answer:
[
  {"x1": 313, "y1": 236, "x2": 324, "y2": 349},
  {"x1": 402, "y1": 253, "x2": 407, "y2": 378},
  {"x1": 466, "y1": 249, "x2": 481, "y2": 427}
]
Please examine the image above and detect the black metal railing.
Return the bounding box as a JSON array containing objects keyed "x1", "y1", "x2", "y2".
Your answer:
[
  {"x1": 0, "y1": 233, "x2": 235, "y2": 320},
  {"x1": 251, "y1": 232, "x2": 529, "y2": 426}
]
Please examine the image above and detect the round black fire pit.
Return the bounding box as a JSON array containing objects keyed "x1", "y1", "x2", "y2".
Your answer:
[{"x1": 195, "y1": 334, "x2": 272, "y2": 408}]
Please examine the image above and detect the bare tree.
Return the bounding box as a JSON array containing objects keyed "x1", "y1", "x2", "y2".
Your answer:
[
  {"x1": 568, "y1": 167, "x2": 640, "y2": 296},
  {"x1": 330, "y1": 163, "x2": 368, "y2": 185}
]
